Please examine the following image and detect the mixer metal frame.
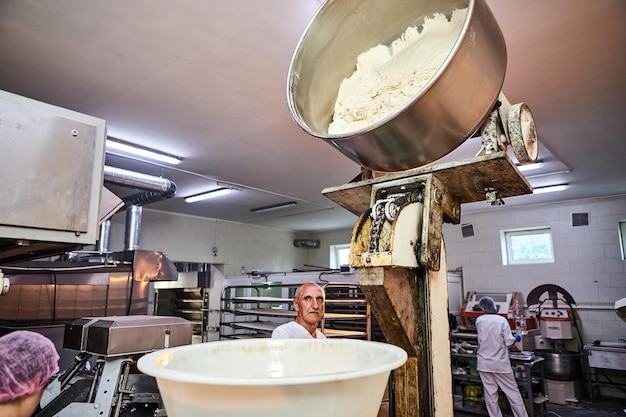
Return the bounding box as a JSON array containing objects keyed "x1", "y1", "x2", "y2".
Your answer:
[
  {"x1": 289, "y1": 0, "x2": 539, "y2": 412},
  {"x1": 324, "y1": 151, "x2": 533, "y2": 417},
  {"x1": 478, "y1": 92, "x2": 538, "y2": 167}
]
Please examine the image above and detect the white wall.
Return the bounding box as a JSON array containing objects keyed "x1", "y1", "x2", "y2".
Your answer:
[
  {"x1": 442, "y1": 195, "x2": 626, "y2": 344},
  {"x1": 304, "y1": 227, "x2": 353, "y2": 269},
  {"x1": 107, "y1": 209, "x2": 307, "y2": 277},
  {"x1": 103, "y1": 196, "x2": 626, "y2": 398},
  {"x1": 106, "y1": 195, "x2": 626, "y2": 344}
]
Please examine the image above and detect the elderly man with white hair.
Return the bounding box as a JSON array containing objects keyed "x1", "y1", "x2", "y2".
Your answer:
[{"x1": 271, "y1": 281, "x2": 326, "y2": 339}]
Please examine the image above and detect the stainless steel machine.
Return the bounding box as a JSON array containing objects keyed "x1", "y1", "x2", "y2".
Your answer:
[
  {"x1": 0, "y1": 249, "x2": 181, "y2": 372},
  {"x1": 453, "y1": 291, "x2": 537, "y2": 351},
  {"x1": 0, "y1": 89, "x2": 200, "y2": 417},
  {"x1": 0, "y1": 90, "x2": 177, "y2": 267},
  {"x1": 36, "y1": 315, "x2": 192, "y2": 417},
  {"x1": 527, "y1": 284, "x2": 585, "y2": 404},
  {"x1": 0, "y1": 90, "x2": 114, "y2": 264},
  {"x1": 287, "y1": 0, "x2": 538, "y2": 415},
  {"x1": 583, "y1": 297, "x2": 626, "y2": 399},
  {"x1": 460, "y1": 291, "x2": 524, "y2": 328},
  {"x1": 528, "y1": 284, "x2": 582, "y2": 353}
]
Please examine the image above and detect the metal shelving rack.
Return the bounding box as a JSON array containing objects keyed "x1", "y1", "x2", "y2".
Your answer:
[
  {"x1": 322, "y1": 283, "x2": 371, "y2": 339},
  {"x1": 219, "y1": 282, "x2": 371, "y2": 340},
  {"x1": 451, "y1": 352, "x2": 547, "y2": 417},
  {"x1": 155, "y1": 287, "x2": 205, "y2": 341}
]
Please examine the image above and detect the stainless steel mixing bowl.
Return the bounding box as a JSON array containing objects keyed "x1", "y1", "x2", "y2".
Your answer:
[
  {"x1": 287, "y1": 0, "x2": 506, "y2": 172},
  {"x1": 534, "y1": 350, "x2": 583, "y2": 381}
]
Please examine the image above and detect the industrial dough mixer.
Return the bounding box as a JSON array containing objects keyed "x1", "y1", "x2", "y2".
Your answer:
[
  {"x1": 287, "y1": 0, "x2": 537, "y2": 173},
  {"x1": 287, "y1": 0, "x2": 537, "y2": 416}
]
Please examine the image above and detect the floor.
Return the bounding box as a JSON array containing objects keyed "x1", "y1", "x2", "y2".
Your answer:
[{"x1": 454, "y1": 397, "x2": 626, "y2": 417}]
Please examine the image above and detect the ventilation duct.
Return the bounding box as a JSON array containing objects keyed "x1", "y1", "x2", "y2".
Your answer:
[
  {"x1": 102, "y1": 166, "x2": 177, "y2": 252},
  {"x1": 125, "y1": 205, "x2": 143, "y2": 251},
  {"x1": 461, "y1": 224, "x2": 475, "y2": 238},
  {"x1": 98, "y1": 220, "x2": 111, "y2": 253},
  {"x1": 571, "y1": 212, "x2": 589, "y2": 227},
  {"x1": 294, "y1": 239, "x2": 320, "y2": 248},
  {"x1": 103, "y1": 166, "x2": 177, "y2": 208}
]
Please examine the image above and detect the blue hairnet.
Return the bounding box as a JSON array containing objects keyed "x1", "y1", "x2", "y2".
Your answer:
[
  {"x1": 478, "y1": 296, "x2": 498, "y2": 314},
  {"x1": 0, "y1": 330, "x2": 59, "y2": 403}
]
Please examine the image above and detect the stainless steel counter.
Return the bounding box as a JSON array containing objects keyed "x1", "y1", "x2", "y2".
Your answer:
[
  {"x1": 584, "y1": 342, "x2": 626, "y2": 371},
  {"x1": 584, "y1": 341, "x2": 626, "y2": 401}
]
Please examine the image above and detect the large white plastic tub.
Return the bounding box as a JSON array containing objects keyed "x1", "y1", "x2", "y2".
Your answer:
[{"x1": 137, "y1": 338, "x2": 407, "y2": 417}]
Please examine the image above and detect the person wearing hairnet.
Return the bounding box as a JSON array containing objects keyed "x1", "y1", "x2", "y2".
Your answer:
[
  {"x1": 0, "y1": 330, "x2": 59, "y2": 417},
  {"x1": 476, "y1": 296, "x2": 527, "y2": 417}
]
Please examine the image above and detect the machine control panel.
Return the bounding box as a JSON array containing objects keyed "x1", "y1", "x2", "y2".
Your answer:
[
  {"x1": 539, "y1": 307, "x2": 574, "y2": 339},
  {"x1": 461, "y1": 291, "x2": 520, "y2": 328},
  {"x1": 539, "y1": 308, "x2": 571, "y2": 320}
]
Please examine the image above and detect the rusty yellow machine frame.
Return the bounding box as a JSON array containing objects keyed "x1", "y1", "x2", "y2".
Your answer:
[{"x1": 323, "y1": 151, "x2": 532, "y2": 416}]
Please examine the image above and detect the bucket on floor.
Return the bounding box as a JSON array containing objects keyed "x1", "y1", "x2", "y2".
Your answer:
[{"x1": 137, "y1": 338, "x2": 407, "y2": 417}]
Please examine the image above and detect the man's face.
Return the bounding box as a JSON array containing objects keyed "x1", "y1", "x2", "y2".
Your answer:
[{"x1": 294, "y1": 283, "x2": 325, "y2": 326}]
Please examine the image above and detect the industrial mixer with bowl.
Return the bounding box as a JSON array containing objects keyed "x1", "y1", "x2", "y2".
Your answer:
[
  {"x1": 287, "y1": 0, "x2": 538, "y2": 415},
  {"x1": 287, "y1": 0, "x2": 538, "y2": 174},
  {"x1": 527, "y1": 284, "x2": 585, "y2": 404}
]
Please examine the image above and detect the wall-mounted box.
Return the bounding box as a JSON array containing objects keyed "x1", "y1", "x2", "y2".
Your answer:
[{"x1": 0, "y1": 90, "x2": 107, "y2": 262}]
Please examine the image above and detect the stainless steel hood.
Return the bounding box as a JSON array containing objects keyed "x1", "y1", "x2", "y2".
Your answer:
[{"x1": 0, "y1": 249, "x2": 179, "y2": 320}]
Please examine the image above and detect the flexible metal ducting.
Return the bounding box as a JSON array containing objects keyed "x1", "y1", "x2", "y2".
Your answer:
[
  {"x1": 103, "y1": 166, "x2": 177, "y2": 207},
  {"x1": 102, "y1": 166, "x2": 177, "y2": 251}
]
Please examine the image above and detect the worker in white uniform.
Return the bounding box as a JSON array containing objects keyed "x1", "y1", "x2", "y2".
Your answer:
[
  {"x1": 476, "y1": 296, "x2": 527, "y2": 417},
  {"x1": 272, "y1": 281, "x2": 326, "y2": 339}
]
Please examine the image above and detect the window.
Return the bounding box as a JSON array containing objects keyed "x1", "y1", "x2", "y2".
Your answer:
[
  {"x1": 619, "y1": 220, "x2": 626, "y2": 260},
  {"x1": 500, "y1": 227, "x2": 554, "y2": 265},
  {"x1": 330, "y1": 244, "x2": 351, "y2": 269}
]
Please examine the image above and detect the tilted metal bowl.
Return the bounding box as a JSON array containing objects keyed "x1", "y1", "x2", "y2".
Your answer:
[{"x1": 287, "y1": 0, "x2": 506, "y2": 172}]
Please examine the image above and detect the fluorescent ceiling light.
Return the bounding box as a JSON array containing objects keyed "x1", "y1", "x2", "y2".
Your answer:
[
  {"x1": 533, "y1": 184, "x2": 569, "y2": 194},
  {"x1": 517, "y1": 161, "x2": 544, "y2": 172},
  {"x1": 106, "y1": 139, "x2": 182, "y2": 165},
  {"x1": 185, "y1": 187, "x2": 232, "y2": 203},
  {"x1": 251, "y1": 201, "x2": 297, "y2": 213}
]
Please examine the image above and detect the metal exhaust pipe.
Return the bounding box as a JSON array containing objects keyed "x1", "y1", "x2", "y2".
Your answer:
[
  {"x1": 103, "y1": 166, "x2": 176, "y2": 251},
  {"x1": 98, "y1": 220, "x2": 111, "y2": 253},
  {"x1": 125, "y1": 205, "x2": 143, "y2": 251}
]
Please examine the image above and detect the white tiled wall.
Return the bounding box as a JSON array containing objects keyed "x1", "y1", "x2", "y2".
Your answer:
[
  {"x1": 107, "y1": 209, "x2": 307, "y2": 277},
  {"x1": 106, "y1": 196, "x2": 626, "y2": 344},
  {"x1": 442, "y1": 195, "x2": 626, "y2": 344},
  {"x1": 106, "y1": 195, "x2": 626, "y2": 398}
]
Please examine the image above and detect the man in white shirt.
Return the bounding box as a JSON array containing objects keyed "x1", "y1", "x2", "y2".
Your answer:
[
  {"x1": 272, "y1": 281, "x2": 326, "y2": 339},
  {"x1": 476, "y1": 296, "x2": 527, "y2": 417}
]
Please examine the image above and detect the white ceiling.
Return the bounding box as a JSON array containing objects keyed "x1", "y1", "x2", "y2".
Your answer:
[{"x1": 1, "y1": 0, "x2": 625, "y2": 232}]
